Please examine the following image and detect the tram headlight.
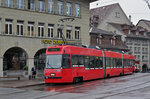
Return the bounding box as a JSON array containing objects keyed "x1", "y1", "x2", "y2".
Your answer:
[{"x1": 51, "y1": 73, "x2": 55, "y2": 76}]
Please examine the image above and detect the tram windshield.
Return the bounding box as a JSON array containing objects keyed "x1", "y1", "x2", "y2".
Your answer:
[{"x1": 46, "y1": 54, "x2": 70, "y2": 69}]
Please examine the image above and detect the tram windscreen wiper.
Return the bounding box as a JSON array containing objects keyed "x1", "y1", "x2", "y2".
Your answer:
[{"x1": 47, "y1": 62, "x2": 54, "y2": 69}]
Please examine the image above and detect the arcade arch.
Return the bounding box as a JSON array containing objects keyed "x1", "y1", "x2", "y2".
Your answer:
[
  {"x1": 34, "y1": 48, "x2": 46, "y2": 76},
  {"x1": 3, "y1": 47, "x2": 28, "y2": 71}
]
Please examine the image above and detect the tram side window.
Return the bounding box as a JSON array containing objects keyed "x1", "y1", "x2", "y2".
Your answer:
[
  {"x1": 116, "y1": 58, "x2": 122, "y2": 67},
  {"x1": 123, "y1": 59, "x2": 126, "y2": 67},
  {"x1": 127, "y1": 60, "x2": 130, "y2": 67},
  {"x1": 111, "y1": 58, "x2": 115, "y2": 68},
  {"x1": 99, "y1": 57, "x2": 103, "y2": 68},
  {"x1": 72, "y1": 55, "x2": 78, "y2": 67},
  {"x1": 89, "y1": 56, "x2": 95, "y2": 68},
  {"x1": 62, "y1": 54, "x2": 70, "y2": 68},
  {"x1": 109, "y1": 58, "x2": 112, "y2": 68},
  {"x1": 78, "y1": 56, "x2": 84, "y2": 66},
  {"x1": 132, "y1": 60, "x2": 135, "y2": 66},
  {"x1": 106, "y1": 57, "x2": 109, "y2": 68},
  {"x1": 95, "y1": 57, "x2": 103, "y2": 68},
  {"x1": 124, "y1": 59, "x2": 128, "y2": 67},
  {"x1": 114, "y1": 58, "x2": 117, "y2": 68},
  {"x1": 85, "y1": 56, "x2": 90, "y2": 68},
  {"x1": 129, "y1": 60, "x2": 132, "y2": 67}
]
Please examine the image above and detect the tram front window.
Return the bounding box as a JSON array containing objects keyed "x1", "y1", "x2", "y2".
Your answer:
[
  {"x1": 46, "y1": 55, "x2": 62, "y2": 69},
  {"x1": 46, "y1": 54, "x2": 71, "y2": 69}
]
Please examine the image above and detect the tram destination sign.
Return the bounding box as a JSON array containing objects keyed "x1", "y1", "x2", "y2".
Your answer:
[{"x1": 48, "y1": 48, "x2": 60, "y2": 52}]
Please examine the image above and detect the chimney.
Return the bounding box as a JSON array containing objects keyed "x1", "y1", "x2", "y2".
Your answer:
[{"x1": 129, "y1": 15, "x2": 132, "y2": 25}]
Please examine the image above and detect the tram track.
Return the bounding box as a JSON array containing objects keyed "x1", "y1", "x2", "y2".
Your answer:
[
  {"x1": 95, "y1": 79, "x2": 150, "y2": 99},
  {"x1": 23, "y1": 73, "x2": 150, "y2": 99},
  {"x1": 52, "y1": 73, "x2": 150, "y2": 93}
]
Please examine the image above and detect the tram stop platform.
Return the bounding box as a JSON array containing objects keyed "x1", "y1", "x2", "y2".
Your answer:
[{"x1": 0, "y1": 78, "x2": 45, "y2": 88}]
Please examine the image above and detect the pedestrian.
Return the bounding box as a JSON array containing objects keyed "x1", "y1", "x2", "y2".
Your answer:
[{"x1": 31, "y1": 66, "x2": 36, "y2": 79}]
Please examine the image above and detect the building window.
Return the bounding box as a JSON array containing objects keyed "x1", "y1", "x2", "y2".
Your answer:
[
  {"x1": 48, "y1": 24, "x2": 54, "y2": 38},
  {"x1": 75, "y1": 27, "x2": 80, "y2": 40},
  {"x1": 28, "y1": 0, "x2": 35, "y2": 10},
  {"x1": 48, "y1": 0, "x2": 54, "y2": 13},
  {"x1": 134, "y1": 47, "x2": 137, "y2": 52},
  {"x1": 28, "y1": 22, "x2": 34, "y2": 37},
  {"x1": 144, "y1": 32, "x2": 147, "y2": 36},
  {"x1": 145, "y1": 48, "x2": 148, "y2": 52},
  {"x1": 57, "y1": 29, "x2": 62, "y2": 39},
  {"x1": 98, "y1": 35, "x2": 102, "y2": 45},
  {"x1": 75, "y1": 4, "x2": 80, "y2": 17},
  {"x1": 57, "y1": 1, "x2": 63, "y2": 15},
  {"x1": 136, "y1": 31, "x2": 139, "y2": 35},
  {"x1": 111, "y1": 38, "x2": 116, "y2": 46},
  {"x1": 5, "y1": 20, "x2": 13, "y2": 35},
  {"x1": 38, "y1": 0, "x2": 45, "y2": 12},
  {"x1": 5, "y1": 0, "x2": 13, "y2": 8},
  {"x1": 115, "y1": 12, "x2": 120, "y2": 18},
  {"x1": 66, "y1": 3, "x2": 72, "y2": 16},
  {"x1": 38, "y1": 23, "x2": 44, "y2": 37},
  {"x1": 66, "y1": 26, "x2": 72, "y2": 39},
  {"x1": 97, "y1": 38, "x2": 102, "y2": 45},
  {"x1": 17, "y1": 0, "x2": 24, "y2": 9},
  {"x1": 17, "y1": 21, "x2": 24, "y2": 36},
  {"x1": 128, "y1": 30, "x2": 131, "y2": 34}
]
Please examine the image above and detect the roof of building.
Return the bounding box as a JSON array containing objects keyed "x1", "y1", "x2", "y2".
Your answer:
[
  {"x1": 90, "y1": 3, "x2": 118, "y2": 25},
  {"x1": 90, "y1": 27, "x2": 120, "y2": 36},
  {"x1": 109, "y1": 22, "x2": 150, "y2": 39},
  {"x1": 99, "y1": 44, "x2": 129, "y2": 51},
  {"x1": 90, "y1": 0, "x2": 97, "y2": 2},
  {"x1": 137, "y1": 19, "x2": 150, "y2": 27}
]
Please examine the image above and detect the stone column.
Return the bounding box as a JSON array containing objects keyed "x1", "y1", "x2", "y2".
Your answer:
[
  {"x1": 1, "y1": 18, "x2": 5, "y2": 34},
  {"x1": 13, "y1": 19, "x2": 17, "y2": 35},
  {"x1": 72, "y1": 25, "x2": 75, "y2": 40},
  {"x1": 0, "y1": 57, "x2": 3, "y2": 77},
  {"x1": 35, "y1": 0, "x2": 38, "y2": 11},
  {"x1": 63, "y1": 0, "x2": 66, "y2": 15},
  {"x1": 54, "y1": 0, "x2": 58, "y2": 14},
  {"x1": 24, "y1": 20, "x2": 28, "y2": 36},
  {"x1": 45, "y1": 22, "x2": 48, "y2": 38},
  {"x1": 45, "y1": 0, "x2": 48, "y2": 12},
  {"x1": 35, "y1": 22, "x2": 38, "y2": 37},
  {"x1": 27, "y1": 58, "x2": 34, "y2": 76},
  {"x1": 24, "y1": 0, "x2": 28, "y2": 10},
  {"x1": 13, "y1": 0, "x2": 17, "y2": 8}
]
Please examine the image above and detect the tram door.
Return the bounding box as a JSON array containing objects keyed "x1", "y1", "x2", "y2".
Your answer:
[{"x1": 72, "y1": 55, "x2": 84, "y2": 77}]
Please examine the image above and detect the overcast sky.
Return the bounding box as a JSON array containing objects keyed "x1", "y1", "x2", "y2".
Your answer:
[{"x1": 90, "y1": 0, "x2": 150, "y2": 25}]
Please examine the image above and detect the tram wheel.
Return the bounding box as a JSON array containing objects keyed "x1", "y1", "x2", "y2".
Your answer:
[
  {"x1": 73, "y1": 78, "x2": 79, "y2": 83},
  {"x1": 73, "y1": 77, "x2": 83, "y2": 83}
]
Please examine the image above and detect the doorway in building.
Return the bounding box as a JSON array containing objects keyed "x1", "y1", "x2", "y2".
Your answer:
[
  {"x1": 3, "y1": 47, "x2": 28, "y2": 76},
  {"x1": 142, "y1": 64, "x2": 148, "y2": 73},
  {"x1": 34, "y1": 48, "x2": 46, "y2": 77}
]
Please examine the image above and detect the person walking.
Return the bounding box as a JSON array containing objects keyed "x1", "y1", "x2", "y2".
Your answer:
[{"x1": 31, "y1": 66, "x2": 36, "y2": 79}]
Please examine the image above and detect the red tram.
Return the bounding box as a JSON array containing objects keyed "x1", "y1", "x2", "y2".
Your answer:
[{"x1": 45, "y1": 45, "x2": 135, "y2": 83}]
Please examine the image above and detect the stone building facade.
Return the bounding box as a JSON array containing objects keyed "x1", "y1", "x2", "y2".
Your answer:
[
  {"x1": 0, "y1": 0, "x2": 96, "y2": 77},
  {"x1": 90, "y1": 28, "x2": 128, "y2": 52}
]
